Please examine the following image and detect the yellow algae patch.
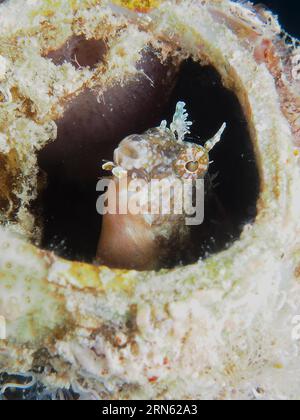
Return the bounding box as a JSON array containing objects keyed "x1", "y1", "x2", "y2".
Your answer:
[
  {"x1": 48, "y1": 259, "x2": 138, "y2": 294},
  {"x1": 111, "y1": 0, "x2": 160, "y2": 13}
]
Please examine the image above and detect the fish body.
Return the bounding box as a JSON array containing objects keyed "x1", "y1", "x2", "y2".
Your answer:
[{"x1": 97, "y1": 103, "x2": 226, "y2": 270}]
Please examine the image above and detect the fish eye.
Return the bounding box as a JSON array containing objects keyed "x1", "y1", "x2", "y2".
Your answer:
[{"x1": 185, "y1": 160, "x2": 199, "y2": 173}]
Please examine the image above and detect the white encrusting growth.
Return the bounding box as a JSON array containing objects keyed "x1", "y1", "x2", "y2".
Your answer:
[{"x1": 0, "y1": 55, "x2": 8, "y2": 80}]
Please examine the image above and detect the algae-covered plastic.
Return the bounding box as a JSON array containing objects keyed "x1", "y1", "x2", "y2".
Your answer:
[{"x1": 0, "y1": 0, "x2": 300, "y2": 400}]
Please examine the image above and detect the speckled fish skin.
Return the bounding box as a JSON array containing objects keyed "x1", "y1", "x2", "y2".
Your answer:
[{"x1": 113, "y1": 128, "x2": 210, "y2": 182}]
